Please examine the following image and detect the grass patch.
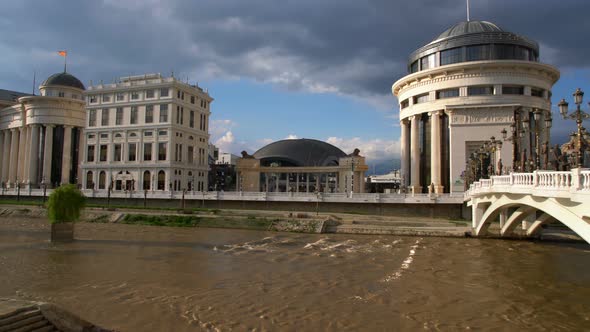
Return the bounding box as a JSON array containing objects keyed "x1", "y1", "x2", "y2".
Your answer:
[
  {"x1": 121, "y1": 214, "x2": 201, "y2": 227},
  {"x1": 88, "y1": 214, "x2": 110, "y2": 223}
]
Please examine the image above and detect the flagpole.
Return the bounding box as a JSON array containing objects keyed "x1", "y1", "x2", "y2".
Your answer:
[{"x1": 64, "y1": 53, "x2": 67, "y2": 72}]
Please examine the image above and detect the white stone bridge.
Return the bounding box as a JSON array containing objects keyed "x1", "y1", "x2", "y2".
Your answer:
[{"x1": 465, "y1": 169, "x2": 590, "y2": 244}]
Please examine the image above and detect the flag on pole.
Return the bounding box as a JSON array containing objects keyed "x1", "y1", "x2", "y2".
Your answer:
[{"x1": 58, "y1": 50, "x2": 67, "y2": 57}]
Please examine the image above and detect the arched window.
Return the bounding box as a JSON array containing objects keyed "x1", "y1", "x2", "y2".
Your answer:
[
  {"x1": 158, "y1": 170, "x2": 165, "y2": 190},
  {"x1": 99, "y1": 171, "x2": 106, "y2": 189},
  {"x1": 86, "y1": 171, "x2": 93, "y2": 189},
  {"x1": 143, "y1": 170, "x2": 151, "y2": 190}
]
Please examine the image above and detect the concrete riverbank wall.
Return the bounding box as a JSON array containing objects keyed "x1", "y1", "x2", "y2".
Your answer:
[{"x1": 2, "y1": 195, "x2": 464, "y2": 219}]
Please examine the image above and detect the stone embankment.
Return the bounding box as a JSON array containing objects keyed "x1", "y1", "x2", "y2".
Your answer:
[
  {"x1": 0, "y1": 204, "x2": 472, "y2": 237},
  {"x1": 0, "y1": 298, "x2": 112, "y2": 332}
]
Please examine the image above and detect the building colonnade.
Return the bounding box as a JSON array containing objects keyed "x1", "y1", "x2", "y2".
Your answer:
[
  {"x1": 400, "y1": 110, "x2": 446, "y2": 194},
  {"x1": 0, "y1": 124, "x2": 79, "y2": 188}
]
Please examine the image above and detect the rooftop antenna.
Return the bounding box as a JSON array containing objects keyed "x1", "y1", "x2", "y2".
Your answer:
[
  {"x1": 466, "y1": 0, "x2": 470, "y2": 21},
  {"x1": 32, "y1": 70, "x2": 36, "y2": 95}
]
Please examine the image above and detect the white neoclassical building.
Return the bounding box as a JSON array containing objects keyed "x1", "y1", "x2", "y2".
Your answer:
[
  {"x1": 0, "y1": 72, "x2": 86, "y2": 188},
  {"x1": 81, "y1": 74, "x2": 212, "y2": 192},
  {"x1": 392, "y1": 21, "x2": 560, "y2": 194}
]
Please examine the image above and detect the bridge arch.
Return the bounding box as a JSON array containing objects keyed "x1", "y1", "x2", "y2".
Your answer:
[{"x1": 474, "y1": 194, "x2": 590, "y2": 243}]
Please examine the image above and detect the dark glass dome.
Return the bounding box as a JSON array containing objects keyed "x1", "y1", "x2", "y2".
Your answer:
[
  {"x1": 407, "y1": 20, "x2": 539, "y2": 73},
  {"x1": 253, "y1": 139, "x2": 347, "y2": 167},
  {"x1": 434, "y1": 21, "x2": 503, "y2": 41},
  {"x1": 42, "y1": 72, "x2": 85, "y2": 90}
]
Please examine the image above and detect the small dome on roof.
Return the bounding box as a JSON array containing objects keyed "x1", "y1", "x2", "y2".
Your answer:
[
  {"x1": 42, "y1": 72, "x2": 85, "y2": 90},
  {"x1": 253, "y1": 139, "x2": 347, "y2": 167},
  {"x1": 435, "y1": 20, "x2": 503, "y2": 41}
]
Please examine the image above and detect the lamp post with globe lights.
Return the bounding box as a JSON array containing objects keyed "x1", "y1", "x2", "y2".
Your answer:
[{"x1": 558, "y1": 88, "x2": 590, "y2": 168}]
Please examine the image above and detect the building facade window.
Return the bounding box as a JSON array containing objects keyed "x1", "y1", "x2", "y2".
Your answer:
[
  {"x1": 143, "y1": 171, "x2": 151, "y2": 190},
  {"x1": 99, "y1": 145, "x2": 108, "y2": 162},
  {"x1": 413, "y1": 93, "x2": 429, "y2": 104},
  {"x1": 89, "y1": 110, "x2": 97, "y2": 127},
  {"x1": 89, "y1": 95, "x2": 97, "y2": 103},
  {"x1": 116, "y1": 107, "x2": 123, "y2": 125},
  {"x1": 145, "y1": 105, "x2": 154, "y2": 123},
  {"x1": 420, "y1": 53, "x2": 436, "y2": 70},
  {"x1": 188, "y1": 146, "x2": 194, "y2": 164},
  {"x1": 160, "y1": 88, "x2": 169, "y2": 97},
  {"x1": 440, "y1": 47, "x2": 462, "y2": 65},
  {"x1": 128, "y1": 143, "x2": 137, "y2": 161},
  {"x1": 158, "y1": 142, "x2": 167, "y2": 161},
  {"x1": 400, "y1": 99, "x2": 409, "y2": 109},
  {"x1": 131, "y1": 92, "x2": 140, "y2": 100},
  {"x1": 99, "y1": 171, "x2": 106, "y2": 189},
  {"x1": 466, "y1": 44, "x2": 491, "y2": 61},
  {"x1": 101, "y1": 109, "x2": 109, "y2": 126},
  {"x1": 146, "y1": 89, "x2": 155, "y2": 98},
  {"x1": 502, "y1": 86, "x2": 524, "y2": 95},
  {"x1": 189, "y1": 111, "x2": 195, "y2": 128},
  {"x1": 102, "y1": 95, "x2": 110, "y2": 102},
  {"x1": 410, "y1": 60, "x2": 419, "y2": 73},
  {"x1": 114, "y1": 144, "x2": 122, "y2": 162},
  {"x1": 531, "y1": 88, "x2": 544, "y2": 97},
  {"x1": 87, "y1": 145, "x2": 95, "y2": 162},
  {"x1": 467, "y1": 86, "x2": 494, "y2": 96},
  {"x1": 158, "y1": 170, "x2": 165, "y2": 190},
  {"x1": 190, "y1": 96, "x2": 195, "y2": 104},
  {"x1": 144, "y1": 131, "x2": 153, "y2": 137},
  {"x1": 436, "y1": 88, "x2": 460, "y2": 99},
  {"x1": 116, "y1": 93, "x2": 125, "y2": 101},
  {"x1": 158, "y1": 130, "x2": 167, "y2": 136},
  {"x1": 159, "y1": 104, "x2": 168, "y2": 122},
  {"x1": 86, "y1": 171, "x2": 93, "y2": 189},
  {"x1": 143, "y1": 143, "x2": 152, "y2": 161},
  {"x1": 130, "y1": 106, "x2": 138, "y2": 124}
]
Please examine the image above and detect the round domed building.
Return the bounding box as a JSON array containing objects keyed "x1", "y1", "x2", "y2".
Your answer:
[
  {"x1": 0, "y1": 71, "x2": 86, "y2": 188},
  {"x1": 392, "y1": 20, "x2": 560, "y2": 194},
  {"x1": 236, "y1": 139, "x2": 368, "y2": 193}
]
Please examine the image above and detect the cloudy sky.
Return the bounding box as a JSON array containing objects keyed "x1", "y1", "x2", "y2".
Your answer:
[{"x1": 1, "y1": 0, "x2": 589, "y2": 172}]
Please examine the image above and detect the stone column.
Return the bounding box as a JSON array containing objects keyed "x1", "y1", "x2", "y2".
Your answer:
[
  {"x1": 400, "y1": 118, "x2": 410, "y2": 187},
  {"x1": 0, "y1": 131, "x2": 4, "y2": 183},
  {"x1": 43, "y1": 125, "x2": 54, "y2": 187},
  {"x1": 61, "y1": 125, "x2": 72, "y2": 184},
  {"x1": 264, "y1": 173, "x2": 269, "y2": 192},
  {"x1": 296, "y1": 173, "x2": 299, "y2": 193},
  {"x1": 1, "y1": 130, "x2": 10, "y2": 184},
  {"x1": 410, "y1": 115, "x2": 422, "y2": 194},
  {"x1": 430, "y1": 111, "x2": 443, "y2": 193},
  {"x1": 17, "y1": 127, "x2": 26, "y2": 182},
  {"x1": 28, "y1": 125, "x2": 40, "y2": 186},
  {"x1": 8, "y1": 128, "x2": 20, "y2": 186},
  {"x1": 286, "y1": 173, "x2": 290, "y2": 193},
  {"x1": 324, "y1": 173, "x2": 329, "y2": 193},
  {"x1": 306, "y1": 173, "x2": 310, "y2": 193},
  {"x1": 23, "y1": 126, "x2": 32, "y2": 186}
]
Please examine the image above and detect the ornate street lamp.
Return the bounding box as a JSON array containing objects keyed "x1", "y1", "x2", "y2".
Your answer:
[{"x1": 558, "y1": 88, "x2": 590, "y2": 168}]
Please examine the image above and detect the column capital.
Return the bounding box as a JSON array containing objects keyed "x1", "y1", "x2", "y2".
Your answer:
[
  {"x1": 409, "y1": 115, "x2": 418, "y2": 121},
  {"x1": 400, "y1": 118, "x2": 409, "y2": 125},
  {"x1": 428, "y1": 110, "x2": 443, "y2": 117},
  {"x1": 63, "y1": 124, "x2": 73, "y2": 129},
  {"x1": 45, "y1": 124, "x2": 56, "y2": 128}
]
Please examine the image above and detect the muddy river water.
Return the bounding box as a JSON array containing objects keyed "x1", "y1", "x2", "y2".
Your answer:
[{"x1": 1, "y1": 217, "x2": 589, "y2": 331}]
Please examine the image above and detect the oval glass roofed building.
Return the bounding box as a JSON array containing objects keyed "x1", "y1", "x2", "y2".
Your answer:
[
  {"x1": 236, "y1": 139, "x2": 368, "y2": 193},
  {"x1": 392, "y1": 20, "x2": 560, "y2": 194}
]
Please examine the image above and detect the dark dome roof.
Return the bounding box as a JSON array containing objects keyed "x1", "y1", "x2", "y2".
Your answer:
[
  {"x1": 435, "y1": 21, "x2": 503, "y2": 41},
  {"x1": 253, "y1": 139, "x2": 347, "y2": 167},
  {"x1": 42, "y1": 72, "x2": 85, "y2": 90}
]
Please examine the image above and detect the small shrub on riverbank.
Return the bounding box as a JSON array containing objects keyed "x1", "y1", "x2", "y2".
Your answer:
[
  {"x1": 122, "y1": 214, "x2": 201, "y2": 227},
  {"x1": 47, "y1": 184, "x2": 86, "y2": 224}
]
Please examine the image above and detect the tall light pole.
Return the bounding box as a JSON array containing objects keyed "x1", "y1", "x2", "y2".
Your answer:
[{"x1": 558, "y1": 88, "x2": 590, "y2": 168}]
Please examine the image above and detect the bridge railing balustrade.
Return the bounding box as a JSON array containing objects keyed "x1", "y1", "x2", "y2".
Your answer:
[
  {"x1": 536, "y1": 171, "x2": 572, "y2": 190},
  {"x1": 581, "y1": 170, "x2": 590, "y2": 191}
]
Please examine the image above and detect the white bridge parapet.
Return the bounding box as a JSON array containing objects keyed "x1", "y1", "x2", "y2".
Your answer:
[{"x1": 465, "y1": 169, "x2": 590, "y2": 244}]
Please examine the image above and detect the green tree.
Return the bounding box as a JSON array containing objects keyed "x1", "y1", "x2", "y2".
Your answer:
[{"x1": 47, "y1": 184, "x2": 86, "y2": 223}]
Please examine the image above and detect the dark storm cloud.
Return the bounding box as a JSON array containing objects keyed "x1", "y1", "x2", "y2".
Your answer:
[{"x1": 0, "y1": 0, "x2": 588, "y2": 106}]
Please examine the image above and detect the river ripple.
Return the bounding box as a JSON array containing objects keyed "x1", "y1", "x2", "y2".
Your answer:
[{"x1": 1, "y1": 217, "x2": 589, "y2": 331}]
